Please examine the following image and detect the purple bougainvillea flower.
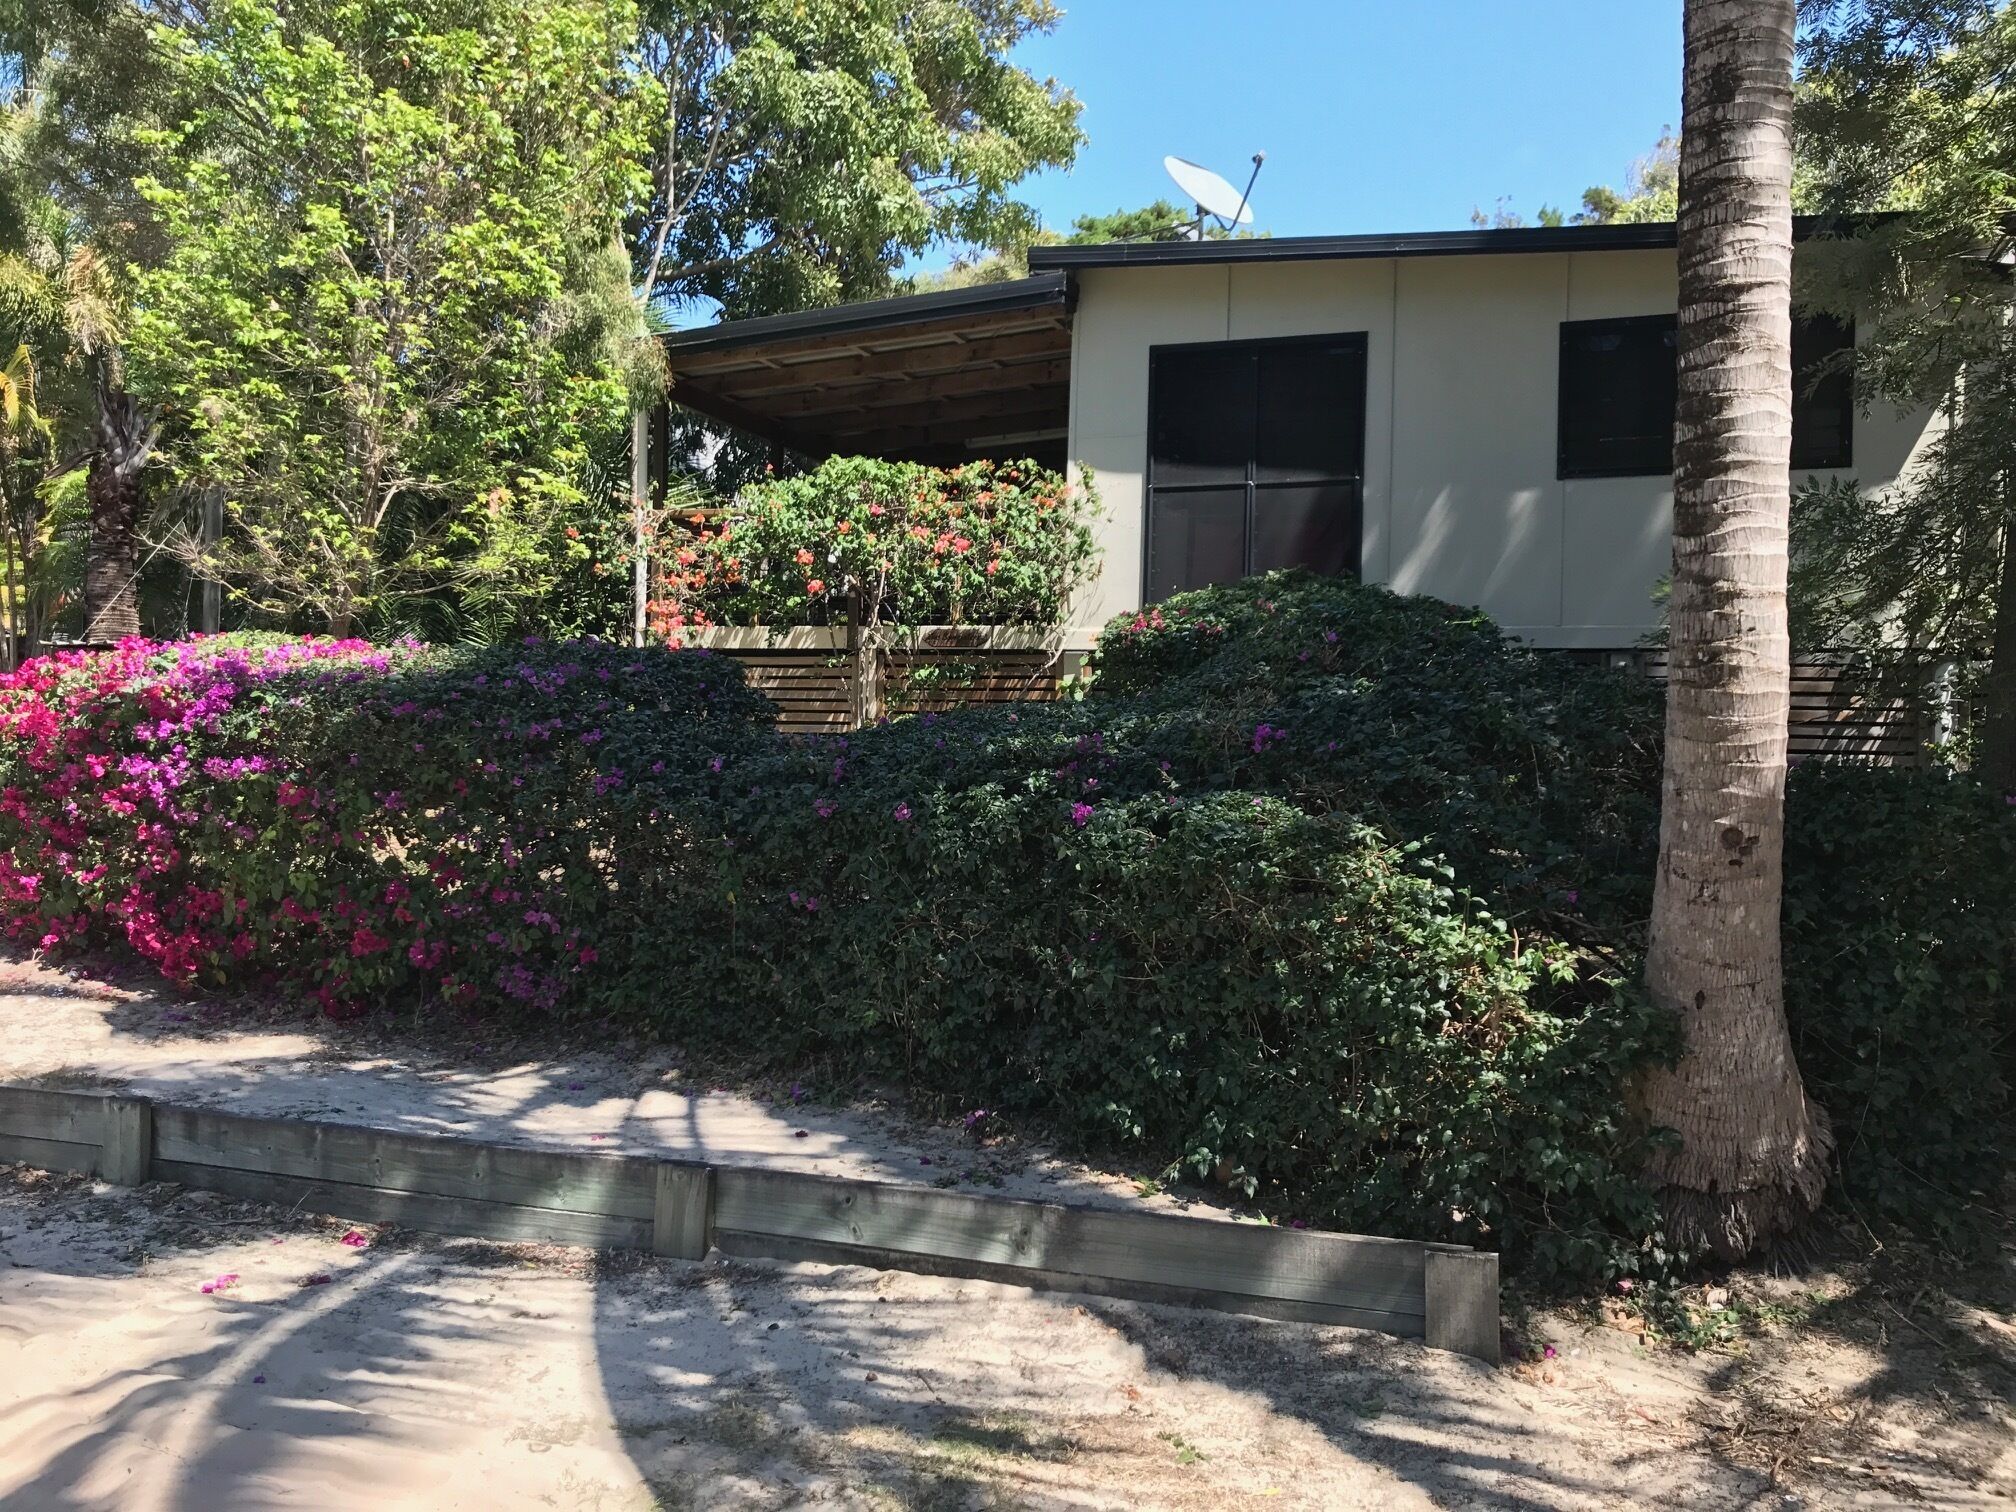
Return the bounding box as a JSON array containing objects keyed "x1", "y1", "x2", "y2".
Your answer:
[
  {"x1": 892, "y1": 802, "x2": 913, "y2": 823},
  {"x1": 1070, "y1": 802, "x2": 1093, "y2": 828},
  {"x1": 1565, "y1": 889, "x2": 1580, "y2": 906},
  {"x1": 252, "y1": 1374, "x2": 266, "y2": 1385},
  {"x1": 1543, "y1": 1344, "x2": 1558, "y2": 1360}
]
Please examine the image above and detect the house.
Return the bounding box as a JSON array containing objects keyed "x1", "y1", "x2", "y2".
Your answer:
[{"x1": 657, "y1": 220, "x2": 1938, "y2": 657}]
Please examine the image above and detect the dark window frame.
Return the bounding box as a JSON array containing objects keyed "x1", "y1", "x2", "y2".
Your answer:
[
  {"x1": 1556, "y1": 312, "x2": 1857, "y2": 480},
  {"x1": 1790, "y1": 313, "x2": 1856, "y2": 471},
  {"x1": 1143, "y1": 331, "x2": 1369, "y2": 602},
  {"x1": 1555, "y1": 313, "x2": 1680, "y2": 481}
]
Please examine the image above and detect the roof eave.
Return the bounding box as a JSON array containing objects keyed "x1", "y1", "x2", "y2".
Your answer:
[
  {"x1": 1027, "y1": 214, "x2": 1904, "y2": 271},
  {"x1": 658, "y1": 272, "x2": 1070, "y2": 358}
]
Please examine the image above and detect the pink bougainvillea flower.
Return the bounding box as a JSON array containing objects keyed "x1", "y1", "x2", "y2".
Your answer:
[
  {"x1": 1070, "y1": 802, "x2": 1093, "y2": 829},
  {"x1": 892, "y1": 802, "x2": 913, "y2": 823},
  {"x1": 339, "y1": 1230, "x2": 369, "y2": 1249}
]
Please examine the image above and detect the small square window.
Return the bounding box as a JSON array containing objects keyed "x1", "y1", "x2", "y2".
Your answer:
[{"x1": 1558, "y1": 316, "x2": 1678, "y2": 479}]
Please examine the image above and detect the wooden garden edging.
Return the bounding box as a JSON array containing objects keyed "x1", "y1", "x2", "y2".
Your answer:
[
  {"x1": 691, "y1": 624, "x2": 1073, "y2": 734},
  {"x1": 0, "y1": 1084, "x2": 1500, "y2": 1361}
]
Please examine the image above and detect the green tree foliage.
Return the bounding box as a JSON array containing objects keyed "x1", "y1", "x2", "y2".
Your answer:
[
  {"x1": 1573, "y1": 131, "x2": 1680, "y2": 224},
  {"x1": 124, "y1": 0, "x2": 660, "y2": 636},
  {"x1": 900, "y1": 198, "x2": 1223, "y2": 294},
  {"x1": 2, "y1": 1, "x2": 173, "y2": 643},
  {"x1": 0, "y1": 84, "x2": 122, "y2": 658},
  {"x1": 1792, "y1": 0, "x2": 2016, "y2": 786},
  {"x1": 1471, "y1": 132, "x2": 1678, "y2": 229},
  {"x1": 631, "y1": 0, "x2": 1083, "y2": 319}
]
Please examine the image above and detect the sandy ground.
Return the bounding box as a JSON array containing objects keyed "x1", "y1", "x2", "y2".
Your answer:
[
  {"x1": 4, "y1": 1169, "x2": 2013, "y2": 1511},
  {"x1": 0, "y1": 953, "x2": 1231, "y2": 1219},
  {"x1": 3, "y1": 951, "x2": 2014, "y2": 1509}
]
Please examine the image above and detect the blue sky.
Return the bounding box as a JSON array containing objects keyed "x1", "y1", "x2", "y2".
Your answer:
[{"x1": 983, "y1": 0, "x2": 1682, "y2": 246}]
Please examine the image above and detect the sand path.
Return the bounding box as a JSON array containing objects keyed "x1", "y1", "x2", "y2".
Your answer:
[{"x1": 0, "y1": 952, "x2": 1222, "y2": 1219}]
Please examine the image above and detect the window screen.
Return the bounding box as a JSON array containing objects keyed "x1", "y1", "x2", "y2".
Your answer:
[
  {"x1": 1557, "y1": 313, "x2": 1856, "y2": 479},
  {"x1": 1146, "y1": 334, "x2": 1366, "y2": 601}
]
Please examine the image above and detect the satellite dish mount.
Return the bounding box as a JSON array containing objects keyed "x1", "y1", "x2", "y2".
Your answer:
[{"x1": 1164, "y1": 152, "x2": 1265, "y2": 240}]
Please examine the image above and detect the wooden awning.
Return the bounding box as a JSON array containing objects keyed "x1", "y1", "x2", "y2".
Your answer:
[{"x1": 658, "y1": 274, "x2": 1073, "y2": 468}]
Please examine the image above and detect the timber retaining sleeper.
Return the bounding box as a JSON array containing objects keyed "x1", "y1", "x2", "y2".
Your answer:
[{"x1": 0, "y1": 1083, "x2": 1500, "y2": 1361}]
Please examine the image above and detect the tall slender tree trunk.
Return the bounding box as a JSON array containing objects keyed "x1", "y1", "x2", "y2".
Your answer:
[
  {"x1": 1639, "y1": 0, "x2": 1831, "y2": 1262},
  {"x1": 83, "y1": 362, "x2": 153, "y2": 643}
]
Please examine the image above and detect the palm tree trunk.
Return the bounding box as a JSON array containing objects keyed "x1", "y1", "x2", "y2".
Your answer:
[
  {"x1": 1638, "y1": 0, "x2": 1831, "y2": 1262},
  {"x1": 83, "y1": 363, "x2": 153, "y2": 643}
]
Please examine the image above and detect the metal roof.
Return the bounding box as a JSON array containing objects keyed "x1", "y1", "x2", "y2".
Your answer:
[
  {"x1": 1027, "y1": 215, "x2": 1885, "y2": 270},
  {"x1": 658, "y1": 273, "x2": 1070, "y2": 358}
]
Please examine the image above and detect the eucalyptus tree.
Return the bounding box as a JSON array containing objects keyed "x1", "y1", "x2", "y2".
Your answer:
[{"x1": 1791, "y1": 0, "x2": 2016, "y2": 786}]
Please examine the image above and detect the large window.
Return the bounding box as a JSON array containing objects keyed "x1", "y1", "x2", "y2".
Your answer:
[
  {"x1": 1146, "y1": 333, "x2": 1367, "y2": 600},
  {"x1": 1557, "y1": 313, "x2": 1856, "y2": 478}
]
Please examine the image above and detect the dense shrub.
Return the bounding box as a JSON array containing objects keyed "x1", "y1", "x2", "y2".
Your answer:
[
  {"x1": 1088, "y1": 576, "x2": 1667, "y2": 932},
  {"x1": 0, "y1": 633, "x2": 765, "y2": 1010},
  {"x1": 1782, "y1": 765, "x2": 2016, "y2": 1244},
  {"x1": 648, "y1": 456, "x2": 1100, "y2": 640},
  {"x1": 4, "y1": 571, "x2": 2007, "y2": 1277},
  {"x1": 624, "y1": 709, "x2": 1675, "y2": 1282}
]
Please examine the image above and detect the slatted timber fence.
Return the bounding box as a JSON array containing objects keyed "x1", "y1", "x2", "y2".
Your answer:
[
  {"x1": 0, "y1": 1084, "x2": 1500, "y2": 1360},
  {"x1": 1572, "y1": 649, "x2": 1948, "y2": 767},
  {"x1": 693, "y1": 625, "x2": 1068, "y2": 735}
]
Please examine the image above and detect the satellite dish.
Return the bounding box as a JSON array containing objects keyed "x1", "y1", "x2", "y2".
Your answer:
[{"x1": 1164, "y1": 153, "x2": 1265, "y2": 239}]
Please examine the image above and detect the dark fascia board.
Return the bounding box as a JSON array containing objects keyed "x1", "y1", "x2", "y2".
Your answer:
[
  {"x1": 658, "y1": 273, "x2": 1070, "y2": 358},
  {"x1": 1027, "y1": 214, "x2": 1905, "y2": 271}
]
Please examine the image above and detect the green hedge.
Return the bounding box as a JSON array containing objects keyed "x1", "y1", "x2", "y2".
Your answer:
[
  {"x1": 4, "y1": 571, "x2": 2009, "y2": 1278},
  {"x1": 1782, "y1": 765, "x2": 2016, "y2": 1246}
]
